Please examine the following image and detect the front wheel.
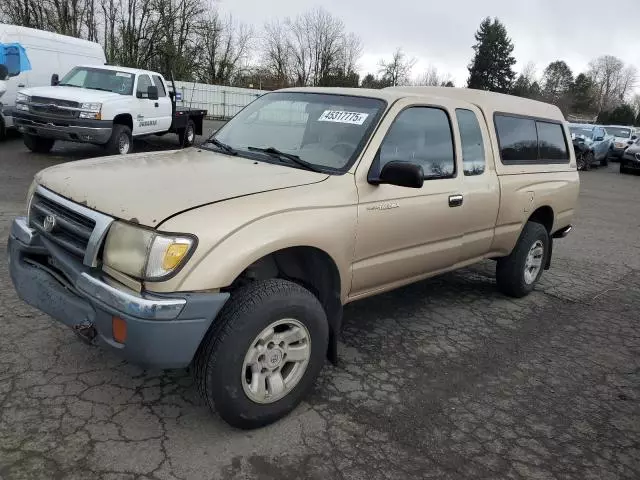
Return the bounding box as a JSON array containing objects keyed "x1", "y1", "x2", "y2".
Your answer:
[
  {"x1": 193, "y1": 278, "x2": 328, "y2": 429},
  {"x1": 178, "y1": 120, "x2": 195, "y2": 148},
  {"x1": 600, "y1": 150, "x2": 609, "y2": 167},
  {"x1": 23, "y1": 134, "x2": 55, "y2": 153},
  {"x1": 620, "y1": 163, "x2": 629, "y2": 174},
  {"x1": 104, "y1": 124, "x2": 133, "y2": 155},
  {"x1": 496, "y1": 221, "x2": 549, "y2": 298}
]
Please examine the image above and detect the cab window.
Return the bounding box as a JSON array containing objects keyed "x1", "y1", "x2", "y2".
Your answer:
[
  {"x1": 456, "y1": 109, "x2": 485, "y2": 176},
  {"x1": 379, "y1": 107, "x2": 455, "y2": 179},
  {"x1": 136, "y1": 75, "x2": 153, "y2": 98}
]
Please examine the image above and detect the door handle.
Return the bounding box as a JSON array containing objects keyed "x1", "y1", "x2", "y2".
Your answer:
[
  {"x1": 18, "y1": 83, "x2": 25, "y2": 87},
  {"x1": 448, "y1": 194, "x2": 464, "y2": 207},
  {"x1": 154, "y1": 102, "x2": 159, "y2": 107}
]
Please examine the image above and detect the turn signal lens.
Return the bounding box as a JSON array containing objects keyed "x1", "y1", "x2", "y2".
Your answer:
[
  {"x1": 162, "y1": 243, "x2": 190, "y2": 270},
  {"x1": 112, "y1": 316, "x2": 127, "y2": 343}
]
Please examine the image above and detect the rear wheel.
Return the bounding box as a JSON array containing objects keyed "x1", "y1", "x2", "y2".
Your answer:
[
  {"x1": 23, "y1": 134, "x2": 55, "y2": 153},
  {"x1": 193, "y1": 278, "x2": 328, "y2": 429},
  {"x1": 104, "y1": 124, "x2": 132, "y2": 155},
  {"x1": 496, "y1": 221, "x2": 549, "y2": 298},
  {"x1": 620, "y1": 163, "x2": 629, "y2": 174},
  {"x1": 178, "y1": 120, "x2": 195, "y2": 148}
]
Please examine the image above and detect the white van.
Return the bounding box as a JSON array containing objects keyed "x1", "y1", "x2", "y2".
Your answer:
[{"x1": 0, "y1": 24, "x2": 106, "y2": 138}]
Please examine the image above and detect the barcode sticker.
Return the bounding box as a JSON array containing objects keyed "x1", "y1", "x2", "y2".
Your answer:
[{"x1": 318, "y1": 110, "x2": 369, "y2": 125}]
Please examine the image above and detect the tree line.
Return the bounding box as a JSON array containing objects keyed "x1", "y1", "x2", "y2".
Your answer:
[{"x1": 2, "y1": 2, "x2": 638, "y2": 124}]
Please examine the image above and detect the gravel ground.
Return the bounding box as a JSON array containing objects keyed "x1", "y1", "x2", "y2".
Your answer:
[{"x1": 0, "y1": 130, "x2": 639, "y2": 480}]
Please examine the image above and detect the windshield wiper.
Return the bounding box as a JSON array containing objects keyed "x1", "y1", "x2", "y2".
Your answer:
[
  {"x1": 85, "y1": 86, "x2": 113, "y2": 92},
  {"x1": 206, "y1": 138, "x2": 237, "y2": 155},
  {"x1": 58, "y1": 83, "x2": 80, "y2": 88},
  {"x1": 247, "y1": 146, "x2": 323, "y2": 173}
]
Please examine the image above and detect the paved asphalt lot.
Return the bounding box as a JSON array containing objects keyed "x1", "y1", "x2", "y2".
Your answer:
[{"x1": 0, "y1": 125, "x2": 639, "y2": 480}]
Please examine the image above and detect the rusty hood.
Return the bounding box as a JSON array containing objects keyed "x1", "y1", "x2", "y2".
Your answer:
[{"x1": 35, "y1": 148, "x2": 328, "y2": 228}]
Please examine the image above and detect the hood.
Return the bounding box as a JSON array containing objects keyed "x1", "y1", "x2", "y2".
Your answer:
[
  {"x1": 20, "y1": 85, "x2": 124, "y2": 103},
  {"x1": 35, "y1": 149, "x2": 329, "y2": 228},
  {"x1": 612, "y1": 136, "x2": 632, "y2": 145}
]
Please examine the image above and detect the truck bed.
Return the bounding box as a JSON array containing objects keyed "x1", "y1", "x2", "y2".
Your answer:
[{"x1": 170, "y1": 107, "x2": 207, "y2": 135}]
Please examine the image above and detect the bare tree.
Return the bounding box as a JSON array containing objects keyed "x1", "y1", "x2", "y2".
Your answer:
[
  {"x1": 262, "y1": 20, "x2": 292, "y2": 88},
  {"x1": 588, "y1": 55, "x2": 638, "y2": 114},
  {"x1": 415, "y1": 65, "x2": 452, "y2": 86},
  {"x1": 378, "y1": 48, "x2": 416, "y2": 86},
  {"x1": 1, "y1": 0, "x2": 48, "y2": 30},
  {"x1": 197, "y1": 13, "x2": 253, "y2": 85}
]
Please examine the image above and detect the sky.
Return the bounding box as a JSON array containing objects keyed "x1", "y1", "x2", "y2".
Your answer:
[{"x1": 217, "y1": 0, "x2": 640, "y2": 91}]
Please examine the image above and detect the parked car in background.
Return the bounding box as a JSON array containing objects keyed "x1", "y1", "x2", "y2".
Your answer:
[
  {"x1": 604, "y1": 125, "x2": 637, "y2": 160},
  {"x1": 13, "y1": 65, "x2": 207, "y2": 154},
  {"x1": 620, "y1": 137, "x2": 640, "y2": 174},
  {"x1": 0, "y1": 23, "x2": 106, "y2": 139},
  {"x1": 569, "y1": 123, "x2": 612, "y2": 170}
]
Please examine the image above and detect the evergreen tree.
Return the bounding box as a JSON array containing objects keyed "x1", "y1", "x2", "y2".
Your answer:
[
  {"x1": 571, "y1": 73, "x2": 597, "y2": 115},
  {"x1": 467, "y1": 17, "x2": 516, "y2": 93},
  {"x1": 606, "y1": 104, "x2": 636, "y2": 125},
  {"x1": 542, "y1": 61, "x2": 574, "y2": 103}
]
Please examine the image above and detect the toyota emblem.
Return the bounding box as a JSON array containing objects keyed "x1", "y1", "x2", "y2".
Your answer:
[{"x1": 43, "y1": 214, "x2": 57, "y2": 233}]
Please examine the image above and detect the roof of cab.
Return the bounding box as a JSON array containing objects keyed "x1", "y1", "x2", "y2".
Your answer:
[
  {"x1": 76, "y1": 64, "x2": 160, "y2": 76},
  {"x1": 277, "y1": 85, "x2": 566, "y2": 122}
]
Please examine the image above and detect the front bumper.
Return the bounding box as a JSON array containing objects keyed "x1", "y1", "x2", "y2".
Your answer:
[
  {"x1": 611, "y1": 146, "x2": 628, "y2": 158},
  {"x1": 8, "y1": 217, "x2": 229, "y2": 369},
  {"x1": 1, "y1": 105, "x2": 14, "y2": 129},
  {"x1": 621, "y1": 155, "x2": 640, "y2": 170},
  {"x1": 13, "y1": 111, "x2": 112, "y2": 144}
]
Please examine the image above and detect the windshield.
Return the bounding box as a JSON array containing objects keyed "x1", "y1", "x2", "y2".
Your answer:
[
  {"x1": 570, "y1": 127, "x2": 593, "y2": 139},
  {"x1": 205, "y1": 92, "x2": 386, "y2": 172},
  {"x1": 605, "y1": 127, "x2": 631, "y2": 138},
  {"x1": 59, "y1": 67, "x2": 134, "y2": 95}
]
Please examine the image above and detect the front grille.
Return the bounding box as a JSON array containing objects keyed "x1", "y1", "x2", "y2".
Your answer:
[
  {"x1": 29, "y1": 193, "x2": 96, "y2": 259},
  {"x1": 31, "y1": 97, "x2": 80, "y2": 108},
  {"x1": 30, "y1": 97, "x2": 80, "y2": 118}
]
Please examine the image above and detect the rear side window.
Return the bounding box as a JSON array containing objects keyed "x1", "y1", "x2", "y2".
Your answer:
[
  {"x1": 537, "y1": 121, "x2": 569, "y2": 160},
  {"x1": 495, "y1": 114, "x2": 569, "y2": 164},
  {"x1": 152, "y1": 75, "x2": 167, "y2": 97},
  {"x1": 456, "y1": 109, "x2": 485, "y2": 175},
  {"x1": 379, "y1": 107, "x2": 455, "y2": 179}
]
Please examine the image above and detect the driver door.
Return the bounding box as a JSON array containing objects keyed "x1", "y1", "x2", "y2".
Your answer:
[
  {"x1": 133, "y1": 74, "x2": 160, "y2": 136},
  {"x1": 350, "y1": 99, "x2": 466, "y2": 298}
]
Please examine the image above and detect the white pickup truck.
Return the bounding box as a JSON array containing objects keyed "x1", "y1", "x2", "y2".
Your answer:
[{"x1": 12, "y1": 65, "x2": 207, "y2": 154}]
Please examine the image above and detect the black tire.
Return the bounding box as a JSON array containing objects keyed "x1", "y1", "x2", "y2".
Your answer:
[
  {"x1": 576, "y1": 151, "x2": 587, "y2": 171},
  {"x1": 600, "y1": 150, "x2": 609, "y2": 167},
  {"x1": 193, "y1": 278, "x2": 329, "y2": 429},
  {"x1": 0, "y1": 115, "x2": 5, "y2": 141},
  {"x1": 496, "y1": 221, "x2": 549, "y2": 298},
  {"x1": 584, "y1": 151, "x2": 594, "y2": 171},
  {"x1": 620, "y1": 163, "x2": 629, "y2": 174},
  {"x1": 23, "y1": 134, "x2": 55, "y2": 153},
  {"x1": 178, "y1": 120, "x2": 195, "y2": 148},
  {"x1": 104, "y1": 124, "x2": 132, "y2": 155}
]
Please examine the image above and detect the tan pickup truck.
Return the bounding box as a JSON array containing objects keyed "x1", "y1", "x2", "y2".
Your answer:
[{"x1": 8, "y1": 86, "x2": 579, "y2": 428}]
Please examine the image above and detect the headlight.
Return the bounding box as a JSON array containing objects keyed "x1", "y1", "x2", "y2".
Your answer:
[
  {"x1": 615, "y1": 142, "x2": 625, "y2": 148},
  {"x1": 80, "y1": 103, "x2": 102, "y2": 120},
  {"x1": 103, "y1": 221, "x2": 196, "y2": 281},
  {"x1": 16, "y1": 103, "x2": 29, "y2": 112},
  {"x1": 26, "y1": 180, "x2": 37, "y2": 220},
  {"x1": 16, "y1": 92, "x2": 30, "y2": 103},
  {"x1": 79, "y1": 111, "x2": 101, "y2": 119},
  {"x1": 81, "y1": 102, "x2": 101, "y2": 111}
]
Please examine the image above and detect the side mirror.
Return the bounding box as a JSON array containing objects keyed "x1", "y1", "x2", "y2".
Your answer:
[
  {"x1": 632, "y1": 135, "x2": 637, "y2": 140},
  {"x1": 147, "y1": 85, "x2": 159, "y2": 100},
  {"x1": 594, "y1": 136, "x2": 604, "y2": 142},
  {"x1": 51, "y1": 74, "x2": 59, "y2": 86},
  {"x1": 373, "y1": 161, "x2": 424, "y2": 188}
]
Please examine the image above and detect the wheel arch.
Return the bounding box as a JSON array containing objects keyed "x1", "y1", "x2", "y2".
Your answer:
[
  {"x1": 113, "y1": 113, "x2": 133, "y2": 131},
  {"x1": 223, "y1": 245, "x2": 344, "y2": 363}
]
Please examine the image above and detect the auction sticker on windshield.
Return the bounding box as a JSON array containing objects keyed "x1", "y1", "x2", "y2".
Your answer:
[{"x1": 318, "y1": 110, "x2": 369, "y2": 125}]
